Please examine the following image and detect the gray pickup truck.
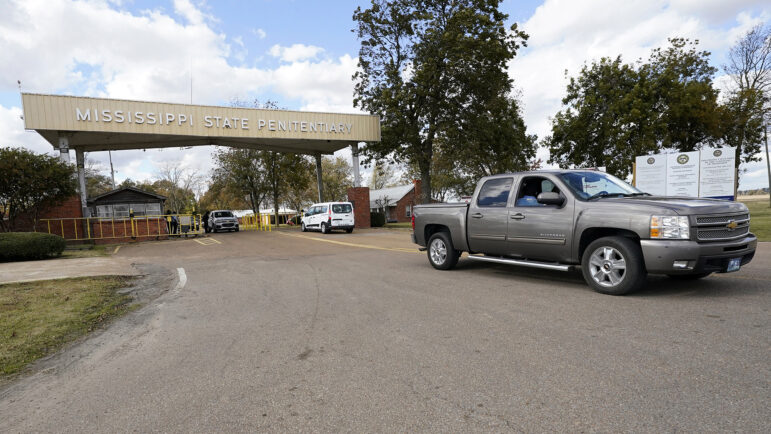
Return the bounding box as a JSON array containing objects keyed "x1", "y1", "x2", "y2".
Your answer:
[{"x1": 411, "y1": 170, "x2": 757, "y2": 295}]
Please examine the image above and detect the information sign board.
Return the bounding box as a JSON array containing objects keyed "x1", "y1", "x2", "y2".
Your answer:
[
  {"x1": 635, "y1": 154, "x2": 667, "y2": 196},
  {"x1": 665, "y1": 151, "x2": 700, "y2": 197},
  {"x1": 699, "y1": 147, "x2": 736, "y2": 199}
]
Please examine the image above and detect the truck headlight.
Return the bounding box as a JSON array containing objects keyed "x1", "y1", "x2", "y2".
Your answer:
[{"x1": 650, "y1": 216, "x2": 689, "y2": 239}]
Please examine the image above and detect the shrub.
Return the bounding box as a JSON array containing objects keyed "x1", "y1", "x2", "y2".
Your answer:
[
  {"x1": 370, "y1": 211, "x2": 386, "y2": 227},
  {"x1": 0, "y1": 232, "x2": 67, "y2": 261}
]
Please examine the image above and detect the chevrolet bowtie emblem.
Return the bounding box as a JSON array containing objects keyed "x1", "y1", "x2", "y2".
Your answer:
[{"x1": 726, "y1": 221, "x2": 738, "y2": 230}]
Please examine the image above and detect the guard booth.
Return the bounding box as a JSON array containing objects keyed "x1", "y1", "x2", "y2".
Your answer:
[
  {"x1": 88, "y1": 187, "x2": 165, "y2": 219},
  {"x1": 21, "y1": 93, "x2": 380, "y2": 230}
]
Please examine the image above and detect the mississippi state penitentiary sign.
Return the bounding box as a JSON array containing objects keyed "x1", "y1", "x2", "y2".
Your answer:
[{"x1": 22, "y1": 93, "x2": 380, "y2": 154}]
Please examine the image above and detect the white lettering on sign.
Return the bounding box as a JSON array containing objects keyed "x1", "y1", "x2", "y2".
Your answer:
[{"x1": 73, "y1": 108, "x2": 355, "y2": 134}]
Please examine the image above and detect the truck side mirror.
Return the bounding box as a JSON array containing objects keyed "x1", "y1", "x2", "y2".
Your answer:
[{"x1": 537, "y1": 192, "x2": 564, "y2": 206}]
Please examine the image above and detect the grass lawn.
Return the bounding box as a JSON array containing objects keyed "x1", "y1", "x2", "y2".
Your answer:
[
  {"x1": 0, "y1": 276, "x2": 135, "y2": 378},
  {"x1": 384, "y1": 222, "x2": 412, "y2": 229},
  {"x1": 742, "y1": 199, "x2": 771, "y2": 242},
  {"x1": 61, "y1": 244, "x2": 113, "y2": 259}
]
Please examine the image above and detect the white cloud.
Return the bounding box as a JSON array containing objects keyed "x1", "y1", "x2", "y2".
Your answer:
[
  {"x1": 509, "y1": 0, "x2": 771, "y2": 190},
  {"x1": 252, "y1": 28, "x2": 267, "y2": 39},
  {"x1": 0, "y1": 0, "x2": 359, "y2": 185},
  {"x1": 0, "y1": 105, "x2": 52, "y2": 155},
  {"x1": 269, "y1": 43, "x2": 325, "y2": 62}
]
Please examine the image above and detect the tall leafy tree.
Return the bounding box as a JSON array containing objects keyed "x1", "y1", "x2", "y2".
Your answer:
[
  {"x1": 369, "y1": 160, "x2": 398, "y2": 189},
  {"x1": 212, "y1": 148, "x2": 269, "y2": 216},
  {"x1": 353, "y1": 0, "x2": 528, "y2": 203},
  {"x1": 547, "y1": 38, "x2": 723, "y2": 179},
  {"x1": 85, "y1": 159, "x2": 113, "y2": 197},
  {"x1": 318, "y1": 156, "x2": 353, "y2": 202},
  {"x1": 451, "y1": 93, "x2": 538, "y2": 180},
  {"x1": 262, "y1": 151, "x2": 314, "y2": 224},
  {"x1": 0, "y1": 147, "x2": 77, "y2": 231},
  {"x1": 722, "y1": 24, "x2": 771, "y2": 192}
]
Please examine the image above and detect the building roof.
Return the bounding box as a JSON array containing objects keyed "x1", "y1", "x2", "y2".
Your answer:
[
  {"x1": 369, "y1": 184, "x2": 414, "y2": 208},
  {"x1": 88, "y1": 187, "x2": 167, "y2": 203}
]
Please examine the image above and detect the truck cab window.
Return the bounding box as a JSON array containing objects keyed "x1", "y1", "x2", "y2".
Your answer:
[
  {"x1": 476, "y1": 178, "x2": 513, "y2": 207},
  {"x1": 515, "y1": 177, "x2": 561, "y2": 207}
]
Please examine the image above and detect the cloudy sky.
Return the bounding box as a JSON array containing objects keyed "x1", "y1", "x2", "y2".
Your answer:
[{"x1": 1, "y1": 0, "x2": 769, "y2": 190}]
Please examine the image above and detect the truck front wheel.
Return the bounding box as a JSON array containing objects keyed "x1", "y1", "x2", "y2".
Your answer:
[
  {"x1": 581, "y1": 236, "x2": 646, "y2": 295},
  {"x1": 427, "y1": 232, "x2": 459, "y2": 270}
]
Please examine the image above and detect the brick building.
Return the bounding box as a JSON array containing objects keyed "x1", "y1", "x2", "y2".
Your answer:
[{"x1": 369, "y1": 180, "x2": 422, "y2": 223}]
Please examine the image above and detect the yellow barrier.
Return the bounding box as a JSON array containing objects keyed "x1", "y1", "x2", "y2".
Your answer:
[
  {"x1": 237, "y1": 214, "x2": 272, "y2": 232},
  {"x1": 37, "y1": 214, "x2": 203, "y2": 242}
]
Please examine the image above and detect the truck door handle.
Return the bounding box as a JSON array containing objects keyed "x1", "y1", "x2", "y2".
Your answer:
[
  {"x1": 471, "y1": 213, "x2": 483, "y2": 219},
  {"x1": 510, "y1": 213, "x2": 525, "y2": 220}
]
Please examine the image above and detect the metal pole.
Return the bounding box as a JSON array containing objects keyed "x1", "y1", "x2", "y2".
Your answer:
[
  {"x1": 315, "y1": 153, "x2": 323, "y2": 203},
  {"x1": 351, "y1": 142, "x2": 361, "y2": 188},
  {"x1": 109, "y1": 150, "x2": 116, "y2": 189},
  {"x1": 75, "y1": 149, "x2": 88, "y2": 218},
  {"x1": 765, "y1": 124, "x2": 771, "y2": 208}
]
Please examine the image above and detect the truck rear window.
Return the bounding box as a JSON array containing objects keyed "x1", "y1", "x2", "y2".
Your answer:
[
  {"x1": 332, "y1": 204, "x2": 352, "y2": 213},
  {"x1": 477, "y1": 178, "x2": 513, "y2": 207}
]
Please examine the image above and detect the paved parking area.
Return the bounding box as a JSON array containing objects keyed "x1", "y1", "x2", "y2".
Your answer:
[{"x1": 1, "y1": 229, "x2": 769, "y2": 432}]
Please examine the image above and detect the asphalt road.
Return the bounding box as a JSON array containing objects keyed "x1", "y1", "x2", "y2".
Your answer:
[{"x1": 1, "y1": 229, "x2": 769, "y2": 432}]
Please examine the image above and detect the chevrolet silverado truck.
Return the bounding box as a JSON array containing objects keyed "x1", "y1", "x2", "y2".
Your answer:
[{"x1": 411, "y1": 170, "x2": 757, "y2": 295}]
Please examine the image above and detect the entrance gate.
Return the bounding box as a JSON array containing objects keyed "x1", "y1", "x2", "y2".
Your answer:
[{"x1": 22, "y1": 93, "x2": 380, "y2": 229}]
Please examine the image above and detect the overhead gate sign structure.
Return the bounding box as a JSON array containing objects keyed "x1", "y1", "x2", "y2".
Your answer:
[
  {"x1": 21, "y1": 93, "x2": 381, "y2": 224},
  {"x1": 634, "y1": 147, "x2": 737, "y2": 200}
]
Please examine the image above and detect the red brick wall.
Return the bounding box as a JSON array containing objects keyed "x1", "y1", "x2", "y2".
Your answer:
[
  {"x1": 11, "y1": 196, "x2": 83, "y2": 235},
  {"x1": 347, "y1": 187, "x2": 371, "y2": 228}
]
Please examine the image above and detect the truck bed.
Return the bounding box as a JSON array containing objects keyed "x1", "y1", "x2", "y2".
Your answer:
[{"x1": 413, "y1": 203, "x2": 470, "y2": 251}]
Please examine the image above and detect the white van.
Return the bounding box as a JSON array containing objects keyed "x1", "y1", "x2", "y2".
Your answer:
[{"x1": 301, "y1": 202, "x2": 355, "y2": 234}]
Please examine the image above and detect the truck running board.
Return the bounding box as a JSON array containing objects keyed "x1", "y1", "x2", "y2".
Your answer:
[{"x1": 466, "y1": 254, "x2": 573, "y2": 272}]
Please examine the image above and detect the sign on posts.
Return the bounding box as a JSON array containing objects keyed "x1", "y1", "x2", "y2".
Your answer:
[
  {"x1": 665, "y1": 151, "x2": 700, "y2": 197},
  {"x1": 699, "y1": 148, "x2": 736, "y2": 199},
  {"x1": 634, "y1": 147, "x2": 736, "y2": 199},
  {"x1": 634, "y1": 155, "x2": 667, "y2": 196}
]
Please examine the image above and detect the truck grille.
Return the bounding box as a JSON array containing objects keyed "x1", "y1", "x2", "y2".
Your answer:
[
  {"x1": 696, "y1": 213, "x2": 749, "y2": 225},
  {"x1": 695, "y1": 213, "x2": 750, "y2": 241}
]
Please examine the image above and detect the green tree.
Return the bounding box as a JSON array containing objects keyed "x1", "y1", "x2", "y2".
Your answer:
[
  {"x1": 353, "y1": 0, "x2": 528, "y2": 203},
  {"x1": 318, "y1": 156, "x2": 352, "y2": 202},
  {"x1": 198, "y1": 178, "x2": 248, "y2": 211},
  {"x1": 0, "y1": 147, "x2": 77, "y2": 231},
  {"x1": 547, "y1": 38, "x2": 723, "y2": 179},
  {"x1": 117, "y1": 178, "x2": 158, "y2": 194},
  {"x1": 85, "y1": 159, "x2": 113, "y2": 198},
  {"x1": 212, "y1": 148, "x2": 269, "y2": 216},
  {"x1": 263, "y1": 151, "x2": 314, "y2": 224},
  {"x1": 451, "y1": 93, "x2": 538, "y2": 180},
  {"x1": 153, "y1": 164, "x2": 202, "y2": 213},
  {"x1": 722, "y1": 24, "x2": 771, "y2": 192},
  {"x1": 369, "y1": 160, "x2": 398, "y2": 190}
]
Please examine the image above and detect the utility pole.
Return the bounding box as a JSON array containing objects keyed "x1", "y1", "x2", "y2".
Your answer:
[{"x1": 109, "y1": 151, "x2": 116, "y2": 189}]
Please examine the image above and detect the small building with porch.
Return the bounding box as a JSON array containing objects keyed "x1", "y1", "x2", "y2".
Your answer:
[{"x1": 87, "y1": 187, "x2": 166, "y2": 218}]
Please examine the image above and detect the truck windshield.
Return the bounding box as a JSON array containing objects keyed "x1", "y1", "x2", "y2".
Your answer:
[{"x1": 557, "y1": 172, "x2": 642, "y2": 200}]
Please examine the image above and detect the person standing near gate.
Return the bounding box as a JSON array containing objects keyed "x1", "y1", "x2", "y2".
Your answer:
[{"x1": 202, "y1": 211, "x2": 210, "y2": 233}]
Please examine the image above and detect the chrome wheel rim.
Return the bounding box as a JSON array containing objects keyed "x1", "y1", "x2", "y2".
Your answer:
[
  {"x1": 589, "y1": 246, "x2": 626, "y2": 287},
  {"x1": 430, "y1": 238, "x2": 447, "y2": 265}
]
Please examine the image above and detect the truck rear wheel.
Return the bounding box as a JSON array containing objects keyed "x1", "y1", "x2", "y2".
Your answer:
[
  {"x1": 581, "y1": 236, "x2": 646, "y2": 295},
  {"x1": 427, "y1": 232, "x2": 459, "y2": 270}
]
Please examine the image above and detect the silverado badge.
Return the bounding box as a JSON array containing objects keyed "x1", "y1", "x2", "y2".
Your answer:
[{"x1": 726, "y1": 220, "x2": 738, "y2": 230}]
